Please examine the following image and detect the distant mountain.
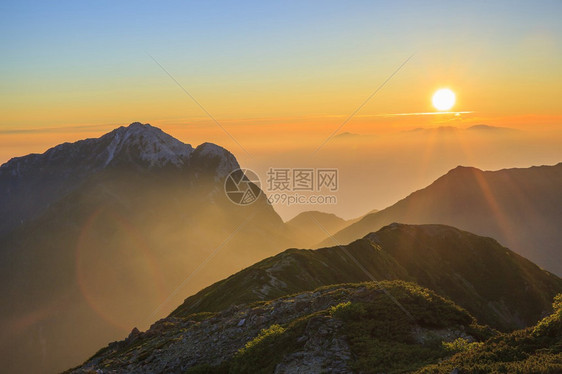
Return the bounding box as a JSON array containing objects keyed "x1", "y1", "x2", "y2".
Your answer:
[
  {"x1": 172, "y1": 224, "x2": 562, "y2": 332},
  {"x1": 334, "y1": 131, "x2": 362, "y2": 139},
  {"x1": 67, "y1": 224, "x2": 562, "y2": 373},
  {"x1": 466, "y1": 124, "x2": 517, "y2": 132},
  {"x1": 67, "y1": 281, "x2": 497, "y2": 374},
  {"x1": 286, "y1": 211, "x2": 365, "y2": 247},
  {"x1": 0, "y1": 123, "x2": 296, "y2": 374},
  {"x1": 322, "y1": 163, "x2": 562, "y2": 275}
]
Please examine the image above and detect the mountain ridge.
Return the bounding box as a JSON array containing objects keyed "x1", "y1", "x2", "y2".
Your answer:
[
  {"x1": 67, "y1": 280, "x2": 495, "y2": 374},
  {"x1": 171, "y1": 223, "x2": 562, "y2": 332},
  {"x1": 67, "y1": 259, "x2": 562, "y2": 373},
  {"x1": 321, "y1": 162, "x2": 562, "y2": 275},
  {"x1": 0, "y1": 122, "x2": 237, "y2": 236}
]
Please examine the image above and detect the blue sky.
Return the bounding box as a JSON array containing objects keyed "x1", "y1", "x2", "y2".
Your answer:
[
  {"x1": 3, "y1": 0, "x2": 561, "y2": 80},
  {"x1": 1, "y1": 0, "x2": 561, "y2": 131}
]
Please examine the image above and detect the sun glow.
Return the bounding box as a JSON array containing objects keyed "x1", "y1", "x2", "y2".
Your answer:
[{"x1": 432, "y1": 88, "x2": 456, "y2": 111}]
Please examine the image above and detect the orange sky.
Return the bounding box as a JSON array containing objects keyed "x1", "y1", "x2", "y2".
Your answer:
[{"x1": 2, "y1": 1, "x2": 561, "y2": 219}]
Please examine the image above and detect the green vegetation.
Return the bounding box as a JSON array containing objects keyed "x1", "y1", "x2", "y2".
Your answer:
[
  {"x1": 238, "y1": 324, "x2": 286, "y2": 354},
  {"x1": 187, "y1": 316, "x2": 310, "y2": 374},
  {"x1": 172, "y1": 242, "x2": 407, "y2": 319},
  {"x1": 330, "y1": 301, "x2": 366, "y2": 320},
  {"x1": 329, "y1": 281, "x2": 492, "y2": 374},
  {"x1": 183, "y1": 311, "x2": 216, "y2": 322},
  {"x1": 532, "y1": 294, "x2": 562, "y2": 338},
  {"x1": 171, "y1": 224, "x2": 562, "y2": 373},
  {"x1": 188, "y1": 281, "x2": 493, "y2": 374},
  {"x1": 228, "y1": 320, "x2": 305, "y2": 373},
  {"x1": 172, "y1": 224, "x2": 562, "y2": 333},
  {"x1": 442, "y1": 338, "x2": 483, "y2": 354},
  {"x1": 80, "y1": 282, "x2": 562, "y2": 374},
  {"x1": 417, "y1": 293, "x2": 562, "y2": 373}
]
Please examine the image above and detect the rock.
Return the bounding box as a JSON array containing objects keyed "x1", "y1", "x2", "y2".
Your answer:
[
  {"x1": 67, "y1": 284, "x2": 470, "y2": 374},
  {"x1": 128, "y1": 327, "x2": 141, "y2": 338}
]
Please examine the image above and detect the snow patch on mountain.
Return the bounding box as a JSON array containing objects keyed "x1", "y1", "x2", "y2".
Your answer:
[
  {"x1": 0, "y1": 122, "x2": 195, "y2": 175},
  {"x1": 102, "y1": 122, "x2": 194, "y2": 168},
  {"x1": 0, "y1": 122, "x2": 239, "y2": 234}
]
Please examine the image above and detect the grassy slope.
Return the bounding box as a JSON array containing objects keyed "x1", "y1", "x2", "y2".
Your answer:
[
  {"x1": 69, "y1": 283, "x2": 562, "y2": 373},
  {"x1": 172, "y1": 224, "x2": 562, "y2": 331},
  {"x1": 186, "y1": 281, "x2": 493, "y2": 374},
  {"x1": 417, "y1": 294, "x2": 562, "y2": 373}
]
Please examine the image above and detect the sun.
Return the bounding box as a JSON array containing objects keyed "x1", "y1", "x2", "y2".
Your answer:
[{"x1": 432, "y1": 88, "x2": 456, "y2": 111}]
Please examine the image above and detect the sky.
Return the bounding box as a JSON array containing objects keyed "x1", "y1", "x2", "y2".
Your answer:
[{"x1": 2, "y1": 0, "x2": 562, "y2": 218}]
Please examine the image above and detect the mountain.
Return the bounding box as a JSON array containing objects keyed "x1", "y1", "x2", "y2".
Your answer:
[
  {"x1": 65, "y1": 223, "x2": 562, "y2": 373},
  {"x1": 67, "y1": 281, "x2": 497, "y2": 374},
  {"x1": 0, "y1": 122, "x2": 195, "y2": 235},
  {"x1": 322, "y1": 163, "x2": 562, "y2": 275},
  {"x1": 172, "y1": 224, "x2": 562, "y2": 332},
  {"x1": 67, "y1": 281, "x2": 562, "y2": 373},
  {"x1": 67, "y1": 224, "x2": 562, "y2": 373},
  {"x1": 334, "y1": 131, "x2": 362, "y2": 139},
  {"x1": 286, "y1": 211, "x2": 365, "y2": 247},
  {"x1": 287, "y1": 211, "x2": 348, "y2": 232},
  {"x1": 466, "y1": 124, "x2": 517, "y2": 133},
  {"x1": 0, "y1": 123, "x2": 296, "y2": 374},
  {"x1": 332, "y1": 132, "x2": 377, "y2": 142}
]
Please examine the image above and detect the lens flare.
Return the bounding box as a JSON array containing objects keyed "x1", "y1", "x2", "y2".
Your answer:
[{"x1": 75, "y1": 208, "x2": 165, "y2": 331}]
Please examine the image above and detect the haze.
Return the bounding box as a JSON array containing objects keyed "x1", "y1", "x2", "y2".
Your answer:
[
  {"x1": 2, "y1": 1, "x2": 562, "y2": 220},
  {"x1": 2, "y1": 2, "x2": 562, "y2": 373}
]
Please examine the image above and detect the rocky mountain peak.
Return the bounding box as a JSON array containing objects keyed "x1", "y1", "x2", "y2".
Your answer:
[
  {"x1": 101, "y1": 122, "x2": 193, "y2": 168},
  {"x1": 190, "y1": 142, "x2": 240, "y2": 179},
  {"x1": 0, "y1": 122, "x2": 239, "y2": 234}
]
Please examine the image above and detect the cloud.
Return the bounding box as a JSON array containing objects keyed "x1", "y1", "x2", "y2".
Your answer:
[
  {"x1": 0, "y1": 123, "x2": 118, "y2": 135},
  {"x1": 378, "y1": 111, "x2": 474, "y2": 117}
]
